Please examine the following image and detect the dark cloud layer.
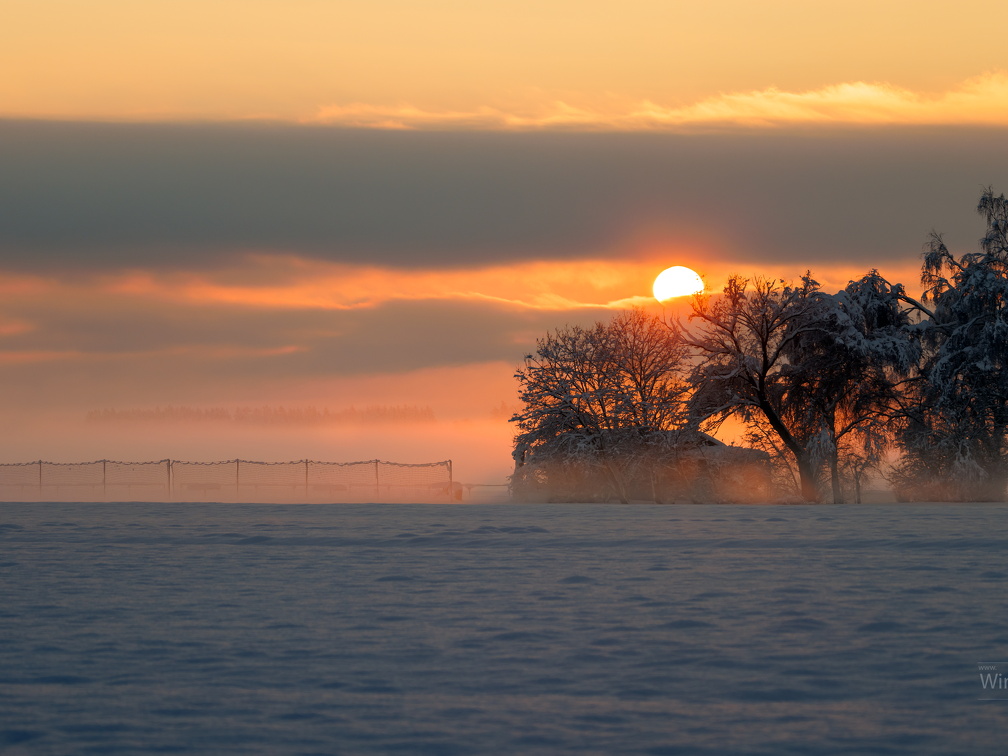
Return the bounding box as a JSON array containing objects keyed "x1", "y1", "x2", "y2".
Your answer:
[
  {"x1": 0, "y1": 292, "x2": 601, "y2": 410},
  {"x1": 7, "y1": 288, "x2": 571, "y2": 372},
  {"x1": 2, "y1": 120, "x2": 1006, "y2": 271}
]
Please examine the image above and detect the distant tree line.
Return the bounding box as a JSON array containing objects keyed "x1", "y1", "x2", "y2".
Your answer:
[
  {"x1": 511, "y1": 188, "x2": 1008, "y2": 503},
  {"x1": 87, "y1": 404, "x2": 437, "y2": 426}
]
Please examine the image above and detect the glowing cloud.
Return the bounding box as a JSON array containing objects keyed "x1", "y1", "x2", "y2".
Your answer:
[
  {"x1": 308, "y1": 72, "x2": 1008, "y2": 130},
  {"x1": 308, "y1": 102, "x2": 606, "y2": 131},
  {"x1": 97, "y1": 256, "x2": 671, "y2": 312}
]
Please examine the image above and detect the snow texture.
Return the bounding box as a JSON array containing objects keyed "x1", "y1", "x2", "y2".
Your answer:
[{"x1": 1, "y1": 501, "x2": 1006, "y2": 754}]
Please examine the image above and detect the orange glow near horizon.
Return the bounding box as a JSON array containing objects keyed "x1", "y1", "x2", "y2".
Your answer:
[
  {"x1": 0, "y1": 359, "x2": 523, "y2": 481},
  {"x1": 0, "y1": 254, "x2": 933, "y2": 482},
  {"x1": 101, "y1": 257, "x2": 677, "y2": 312},
  {"x1": 11, "y1": 255, "x2": 928, "y2": 319},
  {"x1": 106, "y1": 255, "x2": 927, "y2": 312}
]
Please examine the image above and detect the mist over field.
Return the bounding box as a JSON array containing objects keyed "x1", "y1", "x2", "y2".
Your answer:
[{"x1": 1, "y1": 408, "x2": 512, "y2": 485}]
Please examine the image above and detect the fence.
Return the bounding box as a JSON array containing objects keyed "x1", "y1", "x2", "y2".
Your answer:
[{"x1": 0, "y1": 459, "x2": 456, "y2": 503}]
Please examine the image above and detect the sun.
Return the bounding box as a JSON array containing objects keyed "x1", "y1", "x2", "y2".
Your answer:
[{"x1": 653, "y1": 266, "x2": 704, "y2": 302}]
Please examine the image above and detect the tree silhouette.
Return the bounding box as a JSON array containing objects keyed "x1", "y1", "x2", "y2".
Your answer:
[
  {"x1": 782, "y1": 271, "x2": 919, "y2": 502},
  {"x1": 511, "y1": 309, "x2": 690, "y2": 503},
  {"x1": 894, "y1": 188, "x2": 1008, "y2": 500},
  {"x1": 685, "y1": 274, "x2": 825, "y2": 500}
]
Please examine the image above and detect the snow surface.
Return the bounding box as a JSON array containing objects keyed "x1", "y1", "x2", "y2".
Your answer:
[{"x1": 1, "y1": 501, "x2": 1007, "y2": 754}]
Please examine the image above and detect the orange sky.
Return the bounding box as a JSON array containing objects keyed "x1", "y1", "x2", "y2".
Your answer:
[
  {"x1": 0, "y1": 238, "x2": 935, "y2": 481},
  {"x1": 8, "y1": 254, "x2": 924, "y2": 321},
  {"x1": 4, "y1": 0, "x2": 1007, "y2": 125},
  {"x1": 2, "y1": 1, "x2": 1007, "y2": 483}
]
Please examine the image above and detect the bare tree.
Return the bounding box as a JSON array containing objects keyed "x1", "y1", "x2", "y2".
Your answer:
[{"x1": 511, "y1": 308, "x2": 691, "y2": 503}]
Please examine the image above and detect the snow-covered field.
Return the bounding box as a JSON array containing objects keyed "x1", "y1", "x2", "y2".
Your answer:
[{"x1": 1, "y1": 501, "x2": 1006, "y2": 754}]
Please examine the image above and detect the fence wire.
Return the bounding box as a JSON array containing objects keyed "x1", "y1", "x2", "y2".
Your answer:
[{"x1": 0, "y1": 459, "x2": 455, "y2": 502}]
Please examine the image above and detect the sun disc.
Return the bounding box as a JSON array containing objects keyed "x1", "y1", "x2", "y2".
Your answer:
[{"x1": 653, "y1": 266, "x2": 704, "y2": 302}]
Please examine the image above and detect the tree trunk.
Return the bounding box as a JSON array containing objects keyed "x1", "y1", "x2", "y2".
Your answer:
[
  {"x1": 796, "y1": 454, "x2": 819, "y2": 502},
  {"x1": 830, "y1": 454, "x2": 843, "y2": 504},
  {"x1": 756, "y1": 397, "x2": 819, "y2": 502}
]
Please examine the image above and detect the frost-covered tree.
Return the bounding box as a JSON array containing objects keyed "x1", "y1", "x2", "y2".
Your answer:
[
  {"x1": 687, "y1": 270, "x2": 921, "y2": 503},
  {"x1": 511, "y1": 308, "x2": 691, "y2": 503},
  {"x1": 782, "y1": 271, "x2": 920, "y2": 503},
  {"x1": 893, "y1": 188, "x2": 1008, "y2": 501},
  {"x1": 686, "y1": 274, "x2": 826, "y2": 500}
]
